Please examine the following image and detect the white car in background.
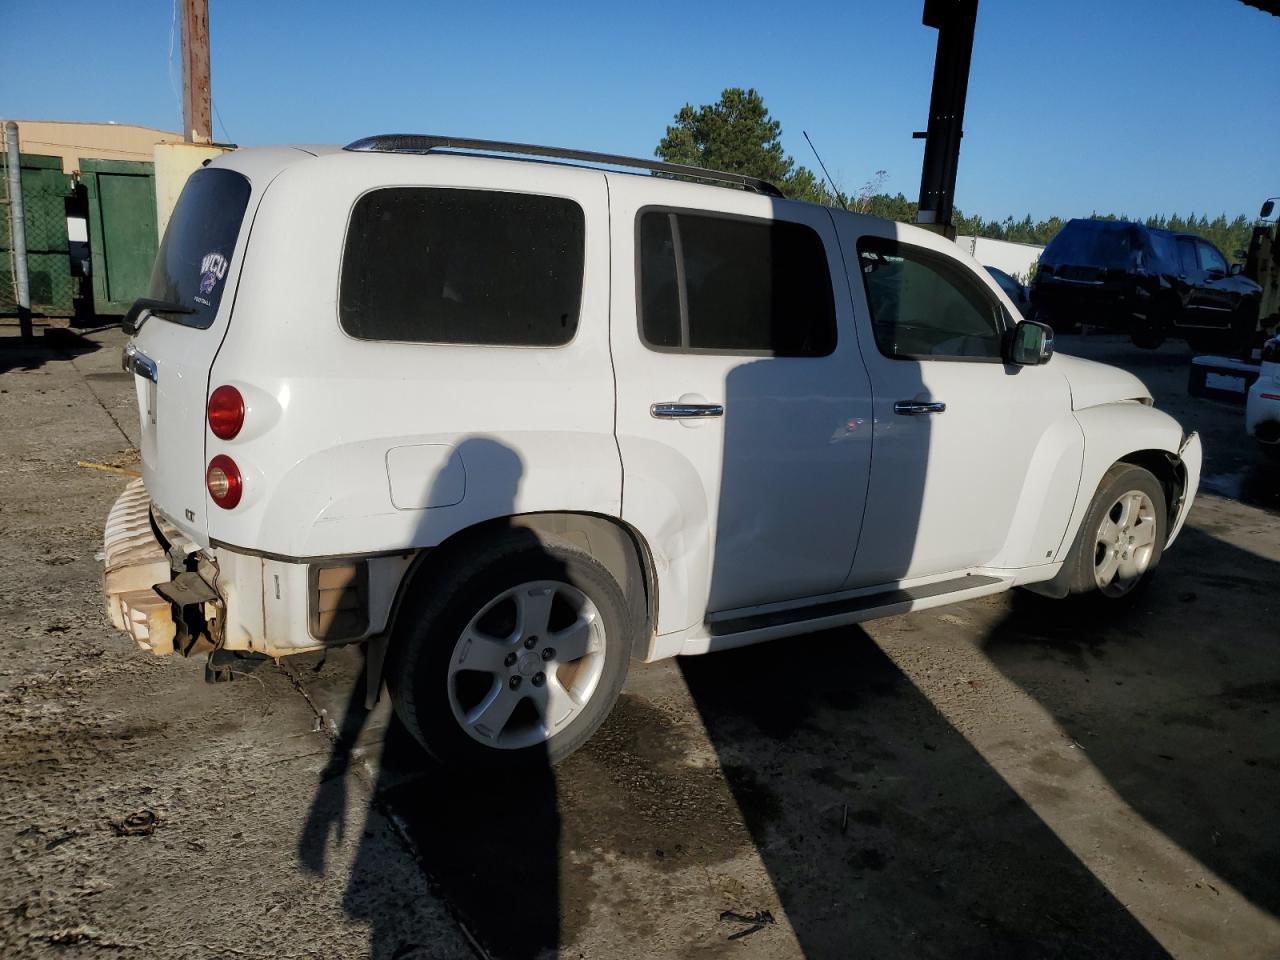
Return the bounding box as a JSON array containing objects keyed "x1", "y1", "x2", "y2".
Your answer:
[
  {"x1": 103, "y1": 134, "x2": 1203, "y2": 768},
  {"x1": 1246, "y1": 335, "x2": 1280, "y2": 454}
]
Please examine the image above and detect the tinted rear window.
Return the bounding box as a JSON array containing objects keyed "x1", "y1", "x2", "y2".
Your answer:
[
  {"x1": 340, "y1": 188, "x2": 585, "y2": 346},
  {"x1": 148, "y1": 168, "x2": 251, "y2": 329},
  {"x1": 637, "y1": 210, "x2": 836, "y2": 356},
  {"x1": 1041, "y1": 220, "x2": 1141, "y2": 269}
]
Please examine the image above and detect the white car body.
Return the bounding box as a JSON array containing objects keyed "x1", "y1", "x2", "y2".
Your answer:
[
  {"x1": 104, "y1": 141, "x2": 1202, "y2": 670},
  {"x1": 1245, "y1": 337, "x2": 1280, "y2": 451}
]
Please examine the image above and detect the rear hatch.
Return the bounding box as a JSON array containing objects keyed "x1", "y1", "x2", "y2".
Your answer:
[
  {"x1": 128, "y1": 166, "x2": 253, "y2": 545},
  {"x1": 1038, "y1": 219, "x2": 1144, "y2": 284}
]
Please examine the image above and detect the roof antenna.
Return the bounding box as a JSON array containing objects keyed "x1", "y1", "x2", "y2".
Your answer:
[{"x1": 803, "y1": 131, "x2": 848, "y2": 210}]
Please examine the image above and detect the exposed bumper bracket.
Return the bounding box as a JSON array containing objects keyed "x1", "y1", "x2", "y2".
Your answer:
[{"x1": 103, "y1": 479, "x2": 177, "y2": 655}]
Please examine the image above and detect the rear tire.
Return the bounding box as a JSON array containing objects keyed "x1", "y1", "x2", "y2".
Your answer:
[
  {"x1": 1229, "y1": 301, "x2": 1260, "y2": 360},
  {"x1": 1060, "y1": 464, "x2": 1167, "y2": 601},
  {"x1": 386, "y1": 535, "x2": 632, "y2": 768},
  {"x1": 1130, "y1": 320, "x2": 1166, "y2": 350}
]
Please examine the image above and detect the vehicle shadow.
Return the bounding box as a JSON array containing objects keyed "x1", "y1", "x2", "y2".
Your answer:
[
  {"x1": 678, "y1": 627, "x2": 1170, "y2": 959},
  {"x1": 672, "y1": 223, "x2": 1170, "y2": 956},
  {"x1": 980, "y1": 525, "x2": 1280, "y2": 918},
  {"x1": 0, "y1": 326, "x2": 103, "y2": 373},
  {"x1": 296, "y1": 437, "x2": 562, "y2": 960}
]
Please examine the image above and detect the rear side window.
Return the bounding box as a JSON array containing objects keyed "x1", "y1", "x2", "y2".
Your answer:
[
  {"x1": 1177, "y1": 238, "x2": 1199, "y2": 275},
  {"x1": 1146, "y1": 231, "x2": 1179, "y2": 272},
  {"x1": 148, "y1": 168, "x2": 251, "y2": 329},
  {"x1": 857, "y1": 237, "x2": 1005, "y2": 361},
  {"x1": 636, "y1": 210, "x2": 836, "y2": 356},
  {"x1": 340, "y1": 188, "x2": 585, "y2": 346}
]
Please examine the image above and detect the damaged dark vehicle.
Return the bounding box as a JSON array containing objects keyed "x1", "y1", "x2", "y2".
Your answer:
[{"x1": 1031, "y1": 218, "x2": 1262, "y2": 352}]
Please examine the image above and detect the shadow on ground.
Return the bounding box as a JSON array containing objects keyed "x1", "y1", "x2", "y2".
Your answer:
[
  {"x1": 982, "y1": 526, "x2": 1280, "y2": 919},
  {"x1": 679, "y1": 628, "x2": 1170, "y2": 959},
  {"x1": 0, "y1": 327, "x2": 103, "y2": 373},
  {"x1": 297, "y1": 660, "x2": 560, "y2": 960}
]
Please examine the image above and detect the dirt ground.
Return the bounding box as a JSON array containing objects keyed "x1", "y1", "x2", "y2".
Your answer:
[{"x1": 0, "y1": 326, "x2": 1276, "y2": 960}]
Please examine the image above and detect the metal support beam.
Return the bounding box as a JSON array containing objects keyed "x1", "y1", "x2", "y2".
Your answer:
[
  {"x1": 181, "y1": 0, "x2": 212, "y2": 144},
  {"x1": 4, "y1": 121, "x2": 32, "y2": 340},
  {"x1": 915, "y1": 0, "x2": 978, "y2": 239}
]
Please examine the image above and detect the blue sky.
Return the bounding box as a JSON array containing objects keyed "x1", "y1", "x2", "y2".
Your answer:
[{"x1": 5, "y1": 0, "x2": 1277, "y2": 222}]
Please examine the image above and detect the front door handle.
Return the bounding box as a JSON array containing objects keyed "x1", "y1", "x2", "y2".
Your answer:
[
  {"x1": 894, "y1": 400, "x2": 946, "y2": 416},
  {"x1": 651, "y1": 401, "x2": 724, "y2": 419}
]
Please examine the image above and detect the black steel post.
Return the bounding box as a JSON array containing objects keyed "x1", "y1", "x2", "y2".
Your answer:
[{"x1": 915, "y1": 0, "x2": 978, "y2": 239}]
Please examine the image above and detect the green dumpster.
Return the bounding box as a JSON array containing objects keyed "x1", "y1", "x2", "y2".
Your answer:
[
  {"x1": 82, "y1": 158, "x2": 158, "y2": 316},
  {"x1": 0, "y1": 152, "x2": 75, "y2": 318}
]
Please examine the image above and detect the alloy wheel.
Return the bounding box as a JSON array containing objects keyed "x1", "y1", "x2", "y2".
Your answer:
[
  {"x1": 1093, "y1": 490, "x2": 1159, "y2": 597},
  {"x1": 446, "y1": 580, "x2": 606, "y2": 749}
]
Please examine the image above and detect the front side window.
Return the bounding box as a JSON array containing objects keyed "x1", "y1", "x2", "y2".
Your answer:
[
  {"x1": 636, "y1": 210, "x2": 836, "y2": 356},
  {"x1": 340, "y1": 188, "x2": 585, "y2": 346},
  {"x1": 857, "y1": 237, "x2": 1005, "y2": 361},
  {"x1": 148, "y1": 168, "x2": 251, "y2": 329},
  {"x1": 1197, "y1": 242, "x2": 1227, "y2": 275}
]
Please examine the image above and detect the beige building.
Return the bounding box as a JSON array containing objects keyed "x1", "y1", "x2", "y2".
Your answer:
[
  {"x1": 10, "y1": 119, "x2": 231, "y2": 239},
  {"x1": 10, "y1": 119, "x2": 185, "y2": 174}
]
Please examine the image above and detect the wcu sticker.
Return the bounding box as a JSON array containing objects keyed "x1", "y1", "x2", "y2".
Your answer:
[{"x1": 195, "y1": 251, "x2": 229, "y2": 305}]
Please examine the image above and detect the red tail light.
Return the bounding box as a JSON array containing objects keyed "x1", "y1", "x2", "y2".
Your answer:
[
  {"x1": 208, "y1": 385, "x2": 245, "y2": 440},
  {"x1": 206, "y1": 455, "x2": 243, "y2": 509}
]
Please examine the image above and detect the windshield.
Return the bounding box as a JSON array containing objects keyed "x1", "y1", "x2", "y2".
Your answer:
[
  {"x1": 1041, "y1": 220, "x2": 1142, "y2": 269},
  {"x1": 148, "y1": 167, "x2": 251, "y2": 328}
]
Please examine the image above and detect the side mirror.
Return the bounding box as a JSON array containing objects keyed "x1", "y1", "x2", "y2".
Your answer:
[
  {"x1": 1262, "y1": 199, "x2": 1275, "y2": 219},
  {"x1": 1230, "y1": 263, "x2": 1243, "y2": 276},
  {"x1": 1008, "y1": 319, "x2": 1054, "y2": 366}
]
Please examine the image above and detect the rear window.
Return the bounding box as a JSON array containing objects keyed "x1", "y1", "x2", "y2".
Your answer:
[
  {"x1": 1041, "y1": 220, "x2": 1141, "y2": 270},
  {"x1": 339, "y1": 188, "x2": 585, "y2": 346},
  {"x1": 148, "y1": 168, "x2": 251, "y2": 329},
  {"x1": 637, "y1": 209, "x2": 836, "y2": 356}
]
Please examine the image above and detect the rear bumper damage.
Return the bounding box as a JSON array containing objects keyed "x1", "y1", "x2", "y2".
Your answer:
[
  {"x1": 103, "y1": 479, "x2": 182, "y2": 654},
  {"x1": 103, "y1": 480, "x2": 411, "y2": 660}
]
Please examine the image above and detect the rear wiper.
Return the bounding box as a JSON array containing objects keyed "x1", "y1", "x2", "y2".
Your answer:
[{"x1": 123, "y1": 297, "x2": 195, "y2": 335}]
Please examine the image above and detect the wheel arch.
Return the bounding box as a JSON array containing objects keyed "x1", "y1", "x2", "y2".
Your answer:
[
  {"x1": 1037, "y1": 401, "x2": 1187, "y2": 569},
  {"x1": 1117, "y1": 447, "x2": 1186, "y2": 536},
  {"x1": 1024, "y1": 446, "x2": 1186, "y2": 601},
  {"x1": 379, "y1": 512, "x2": 659, "y2": 662}
]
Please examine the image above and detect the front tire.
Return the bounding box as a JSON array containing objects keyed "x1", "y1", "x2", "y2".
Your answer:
[
  {"x1": 386, "y1": 535, "x2": 632, "y2": 768},
  {"x1": 1061, "y1": 463, "x2": 1167, "y2": 600}
]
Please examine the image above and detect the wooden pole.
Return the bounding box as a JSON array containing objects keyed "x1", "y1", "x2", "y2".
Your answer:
[{"x1": 181, "y1": 0, "x2": 212, "y2": 144}]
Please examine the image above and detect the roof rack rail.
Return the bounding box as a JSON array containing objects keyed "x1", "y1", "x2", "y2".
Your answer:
[{"x1": 343, "y1": 134, "x2": 786, "y2": 198}]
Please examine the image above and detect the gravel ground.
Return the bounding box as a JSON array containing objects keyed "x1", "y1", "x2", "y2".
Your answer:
[
  {"x1": 1, "y1": 327, "x2": 1276, "y2": 959},
  {"x1": 0, "y1": 330, "x2": 469, "y2": 960}
]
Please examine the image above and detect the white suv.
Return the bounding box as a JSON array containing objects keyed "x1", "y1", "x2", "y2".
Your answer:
[{"x1": 104, "y1": 135, "x2": 1202, "y2": 766}]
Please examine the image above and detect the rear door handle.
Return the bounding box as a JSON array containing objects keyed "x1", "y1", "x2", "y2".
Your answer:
[
  {"x1": 122, "y1": 343, "x2": 158, "y2": 382},
  {"x1": 651, "y1": 402, "x2": 724, "y2": 419},
  {"x1": 894, "y1": 400, "x2": 946, "y2": 416}
]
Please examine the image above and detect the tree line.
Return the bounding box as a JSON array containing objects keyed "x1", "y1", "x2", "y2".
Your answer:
[{"x1": 656, "y1": 88, "x2": 1257, "y2": 259}]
